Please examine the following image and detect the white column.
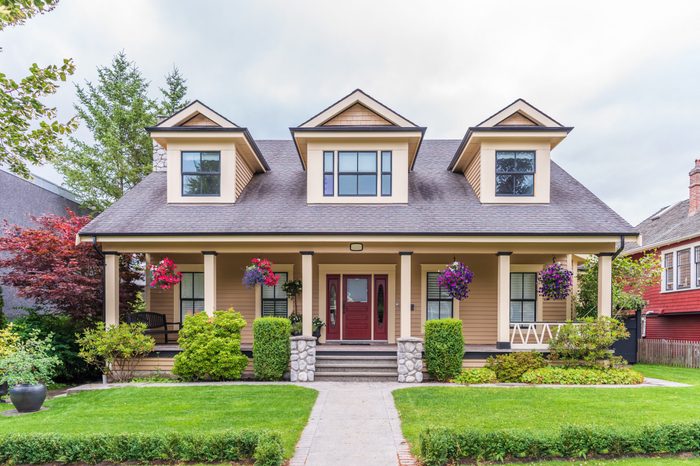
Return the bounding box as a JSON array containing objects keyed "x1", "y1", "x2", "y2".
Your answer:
[
  {"x1": 565, "y1": 254, "x2": 574, "y2": 320},
  {"x1": 597, "y1": 253, "x2": 613, "y2": 318},
  {"x1": 203, "y1": 251, "x2": 217, "y2": 316},
  {"x1": 104, "y1": 252, "x2": 120, "y2": 326},
  {"x1": 400, "y1": 252, "x2": 412, "y2": 339},
  {"x1": 301, "y1": 251, "x2": 314, "y2": 336},
  {"x1": 496, "y1": 252, "x2": 512, "y2": 348}
]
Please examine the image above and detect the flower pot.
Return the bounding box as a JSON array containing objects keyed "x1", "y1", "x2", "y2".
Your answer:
[
  {"x1": 0, "y1": 382, "x2": 7, "y2": 398},
  {"x1": 9, "y1": 383, "x2": 47, "y2": 413}
]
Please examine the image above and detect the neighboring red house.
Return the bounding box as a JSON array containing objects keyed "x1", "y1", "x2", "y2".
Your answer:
[{"x1": 625, "y1": 160, "x2": 700, "y2": 341}]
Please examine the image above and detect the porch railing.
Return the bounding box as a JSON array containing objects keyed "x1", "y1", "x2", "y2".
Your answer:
[{"x1": 510, "y1": 322, "x2": 580, "y2": 349}]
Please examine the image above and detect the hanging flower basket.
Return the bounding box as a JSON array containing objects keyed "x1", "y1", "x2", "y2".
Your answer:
[
  {"x1": 437, "y1": 261, "x2": 474, "y2": 301},
  {"x1": 149, "y1": 257, "x2": 182, "y2": 290},
  {"x1": 537, "y1": 262, "x2": 574, "y2": 300},
  {"x1": 243, "y1": 257, "x2": 280, "y2": 288}
]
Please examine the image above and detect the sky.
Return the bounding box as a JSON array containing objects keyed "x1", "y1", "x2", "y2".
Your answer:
[{"x1": 2, "y1": 0, "x2": 700, "y2": 225}]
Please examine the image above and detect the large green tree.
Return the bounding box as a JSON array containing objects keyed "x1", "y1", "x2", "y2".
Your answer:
[
  {"x1": 0, "y1": 0, "x2": 77, "y2": 178},
  {"x1": 56, "y1": 52, "x2": 157, "y2": 212},
  {"x1": 159, "y1": 66, "x2": 189, "y2": 116}
]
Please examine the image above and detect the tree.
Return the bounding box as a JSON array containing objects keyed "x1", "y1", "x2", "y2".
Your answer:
[
  {"x1": 159, "y1": 66, "x2": 189, "y2": 116},
  {"x1": 0, "y1": 0, "x2": 77, "y2": 178},
  {"x1": 55, "y1": 52, "x2": 156, "y2": 212},
  {"x1": 576, "y1": 252, "x2": 662, "y2": 318},
  {"x1": 0, "y1": 210, "x2": 141, "y2": 320}
]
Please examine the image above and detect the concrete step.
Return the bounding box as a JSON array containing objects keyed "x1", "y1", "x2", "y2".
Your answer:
[
  {"x1": 314, "y1": 371, "x2": 398, "y2": 382},
  {"x1": 316, "y1": 355, "x2": 396, "y2": 361},
  {"x1": 316, "y1": 360, "x2": 397, "y2": 368},
  {"x1": 316, "y1": 365, "x2": 397, "y2": 373}
]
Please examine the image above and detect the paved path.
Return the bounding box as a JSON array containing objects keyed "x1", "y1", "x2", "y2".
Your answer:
[{"x1": 290, "y1": 382, "x2": 415, "y2": 466}]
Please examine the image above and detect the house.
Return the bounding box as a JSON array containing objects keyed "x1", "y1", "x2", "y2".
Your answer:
[
  {"x1": 77, "y1": 90, "x2": 636, "y2": 381},
  {"x1": 624, "y1": 160, "x2": 700, "y2": 341},
  {"x1": 0, "y1": 169, "x2": 81, "y2": 317}
]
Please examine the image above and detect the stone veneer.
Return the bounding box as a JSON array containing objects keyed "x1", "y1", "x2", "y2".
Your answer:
[
  {"x1": 290, "y1": 336, "x2": 317, "y2": 382},
  {"x1": 153, "y1": 141, "x2": 167, "y2": 172},
  {"x1": 397, "y1": 337, "x2": 423, "y2": 383}
]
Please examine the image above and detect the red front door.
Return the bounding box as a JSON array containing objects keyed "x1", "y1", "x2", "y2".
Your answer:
[
  {"x1": 343, "y1": 275, "x2": 371, "y2": 340},
  {"x1": 374, "y1": 275, "x2": 388, "y2": 340},
  {"x1": 326, "y1": 275, "x2": 341, "y2": 340}
]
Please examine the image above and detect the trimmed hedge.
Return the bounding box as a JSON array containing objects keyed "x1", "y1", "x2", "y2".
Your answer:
[
  {"x1": 253, "y1": 317, "x2": 291, "y2": 380},
  {"x1": 485, "y1": 351, "x2": 546, "y2": 382},
  {"x1": 451, "y1": 367, "x2": 497, "y2": 384},
  {"x1": 419, "y1": 423, "x2": 700, "y2": 466},
  {"x1": 424, "y1": 319, "x2": 464, "y2": 382},
  {"x1": 521, "y1": 366, "x2": 644, "y2": 385},
  {"x1": 0, "y1": 430, "x2": 284, "y2": 465}
]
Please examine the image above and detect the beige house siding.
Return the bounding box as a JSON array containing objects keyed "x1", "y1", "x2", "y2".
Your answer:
[
  {"x1": 465, "y1": 151, "x2": 481, "y2": 198},
  {"x1": 322, "y1": 103, "x2": 393, "y2": 126},
  {"x1": 181, "y1": 113, "x2": 220, "y2": 127},
  {"x1": 496, "y1": 112, "x2": 538, "y2": 126},
  {"x1": 235, "y1": 154, "x2": 254, "y2": 199}
]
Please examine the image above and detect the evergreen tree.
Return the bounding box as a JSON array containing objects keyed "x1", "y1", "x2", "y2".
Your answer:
[
  {"x1": 56, "y1": 52, "x2": 156, "y2": 212},
  {"x1": 159, "y1": 66, "x2": 189, "y2": 116}
]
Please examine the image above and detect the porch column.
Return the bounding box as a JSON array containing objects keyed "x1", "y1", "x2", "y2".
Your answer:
[
  {"x1": 400, "y1": 251, "x2": 413, "y2": 338},
  {"x1": 301, "y1": 251, "x2": 314, "y2": 336},
  {"x1": 104, "y1": 252, "x2": 120, "y2": 327},
  {"x1": 597, "y1": 253, "x2": 613, "y2": 318},
  {"x1": 203, "y1": 251, "x2": 217, "y2": 316},
  {"x1": 496, "y1": 252, "x2": 512, "y2": 349}
]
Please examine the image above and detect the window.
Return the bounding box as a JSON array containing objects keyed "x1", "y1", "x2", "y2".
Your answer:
[
  {"x1": 664, "y1": 252, "x2": 674, "y2": 291},
  {"x1": 182, "y1": 151, "x2": 221, "y2": 196},
  {"x1": 426, "y1": 272, "x2": 453, "y2": 320},
  {"x1": 180, "y1": 272, "x2": 204, "y2": 322},
  {"x1": 510, "y1": 272, "x2": 536, "y2": 323},
  {"x1": 338, "y1": 151, "x2": 377, "y2": 196},
  {"x1": 381, "y1": 151, "x2": 392, "y2": 196},
  {"x1": 696, "y1": 246, "x2": 700, "y2": 287},
  {"x1": 495, "y1": 150, "x2": 535, "y2": 196},
  {"x1": 677, "y1": 248, "x2": 691, "y2": 290},
  {"x1": 323, "y1": 151, "x2": 334, "y2": 196},
  {"x1": 261, "y1": 272, "x2": 288, "y2": 317}
]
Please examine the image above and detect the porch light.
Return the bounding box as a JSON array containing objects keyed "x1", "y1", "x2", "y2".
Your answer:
[{"x1": 349, "y1": 243, "x2": 363, "y2": 252}]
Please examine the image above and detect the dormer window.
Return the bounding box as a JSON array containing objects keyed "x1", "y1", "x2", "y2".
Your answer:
[
  {"x1": 339, "y1": 151, "x2": 378, "y2": 196},
  {"x1": 495, "y1": 150, "x2": 535, "y2": 196},
  {"x1": 182, "y1": 151, "x2": 221, "y2": 196}
]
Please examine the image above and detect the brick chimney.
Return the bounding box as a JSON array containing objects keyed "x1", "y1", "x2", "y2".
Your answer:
[{"x1": 690, "y1": 159, "x2": 700, "y2": 216}]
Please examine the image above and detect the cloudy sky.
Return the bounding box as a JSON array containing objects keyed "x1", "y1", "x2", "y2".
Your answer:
[{"x1": 2, "y1": 0, "x2": 700, "y2": 225}]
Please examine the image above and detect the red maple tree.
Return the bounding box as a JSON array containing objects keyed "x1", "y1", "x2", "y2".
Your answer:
[{"x1": 0, "y1": 210, "x2": 141, "y2": 320}]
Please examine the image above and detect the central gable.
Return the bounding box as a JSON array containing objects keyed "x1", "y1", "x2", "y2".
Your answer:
[{"x1": 322, "y1": 102, "x2": 393, "y2": 127}]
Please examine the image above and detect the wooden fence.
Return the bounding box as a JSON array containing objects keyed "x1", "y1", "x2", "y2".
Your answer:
[{"x1": 638, "y1": 338, "x2": 700, "y2": 368}]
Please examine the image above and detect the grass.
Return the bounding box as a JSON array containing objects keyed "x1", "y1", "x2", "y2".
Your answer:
[
  {"x1": 501, "y1": 457, "x2": 700, "y2": 465},
  {"x1": 393, "y1": 364, "x2": 700, "y2": 460},
  {"x1": 0, "y1": 384, "x2": 317, "y2": 457}
]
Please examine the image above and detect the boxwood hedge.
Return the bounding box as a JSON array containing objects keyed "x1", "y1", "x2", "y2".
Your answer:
[
  {"x1": 253, "y1": 317, "x2": 291, "y2": 380},
  {"x1": 424, "y1": 319, "x2": 464, "y2": 382}
]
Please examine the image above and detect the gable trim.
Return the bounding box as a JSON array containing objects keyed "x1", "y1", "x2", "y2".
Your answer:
[
  {"x1": 156, "y1": 100, "x2": 239, "y2": 128},
  {"x1": 476, "y1": 98, "x2": 564, "y2": 128}
]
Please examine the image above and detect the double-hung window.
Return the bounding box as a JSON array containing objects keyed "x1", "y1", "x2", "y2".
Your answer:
[
  {"x1": 323, "y1": 151, "x2": 334, "y2": 196},
  {"x1": 180, "y1": 272, "x2": 204, "y2": 322},
  {"x1": 338, "y1": 151, "x2": 377, "y2": 196},
  {"x1": 381, "y1": 151, "x2": 392, "y2": 196},
  {"x1": 677, "y1": 248, "x2": 691, "y2": 290},
  {"x1": 182, "y1": 151, "x2": 221, "y2": 196},
  {"x1": 261, "y1": 272, "x2": 288, "y2": 317},
  {"x1": 426, "y1": 272, "x2": 453, "y2": 320},
  {"x1": 495, "y1": 151, "x2": 535, "y2": 196},
  {"x1": 696, "y1": 246, "x2": 700, "y2": 287},
  {"x1": 664, "y1": 252, "x2": 674, "y2": 291},
  {"x1": 510, "y1": 272, "x2": 536, "y2": 323}
]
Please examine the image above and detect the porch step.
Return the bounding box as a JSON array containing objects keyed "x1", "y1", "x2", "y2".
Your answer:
[
  {"x1": 314, "y1": 354, "x2": 398, "y2": 381},
  {"x1": 316, "y1": 364, "x2": 397, "y2": 373},
  {"x1": 314, "y1": 371, "x2": 398, "y2": 382}
]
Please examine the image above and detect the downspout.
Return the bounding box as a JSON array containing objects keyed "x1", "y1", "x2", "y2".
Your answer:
[
  {"x1": 611, "y1": 234, "x2": 626, "y2": 317},
  {"x1": 92, "y1": 236, "x2": 106, "y2": 323}
]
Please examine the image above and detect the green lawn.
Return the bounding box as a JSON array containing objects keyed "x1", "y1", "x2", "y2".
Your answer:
[
  {"x1": 394, "y1": 364, "x2": 700, "y2": 460},
  {"x1": 0, "y1": 385, "x2": 317, "y2": 457},
  {"x1": 502, "y1": 457, "x2": 700, "y2": 465}
]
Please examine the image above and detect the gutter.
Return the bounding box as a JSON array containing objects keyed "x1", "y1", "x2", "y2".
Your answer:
[
  {"x1": 92, "y1": 236, "x2": 106, "y2": 323},
  {"x1": 612, "y1": 234, "x2": 625, "y2": 260}
]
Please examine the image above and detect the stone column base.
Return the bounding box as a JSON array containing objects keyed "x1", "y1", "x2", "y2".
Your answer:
[
  {"x1": 290, "y1": 336, "x2": 316, "y2": 382},
  {"x1": 397, "y1": 337, "x2": 423, "y2": 383}
]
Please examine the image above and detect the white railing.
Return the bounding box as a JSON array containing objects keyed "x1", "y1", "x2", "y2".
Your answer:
[{"x1": 510, "y1": 322, "x2": 580, "y2": 349}]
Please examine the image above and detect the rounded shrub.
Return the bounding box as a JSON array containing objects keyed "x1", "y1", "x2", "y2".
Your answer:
[
  {"x1": 485, "y1": 351, "x2": 546, "y2": 383},
  {"x1": 451, "y1": 367, "x2": 497, "y2": 384},
  {"x1": 424, "y1": 318, "x2": 464, "y2": 382},
  {"x1": 253, "y1": 317, "x2": 291, "y2": 381}
]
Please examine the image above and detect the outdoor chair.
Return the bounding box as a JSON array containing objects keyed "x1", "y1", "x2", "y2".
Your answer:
[{"x1": 124, "y1": 311, "x2": 181, "y2": 344}]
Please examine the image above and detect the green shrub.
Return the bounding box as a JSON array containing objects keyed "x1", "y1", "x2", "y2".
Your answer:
[
  {"x1": 451, "y1": 367, "x2": 497, "y2": 384},
  {"x1": 485, "y1": 351, "x2": 546, "y2": 382},
  {"x1": 253, "y1": 317, "x2": 291, "y2": 381},
  {"x1": 521, "y1": 366, "x2": 644, "y2": 385},
  {"x1": 549, "y1": 317, "x2": 629, "y2": 364},
  {"x1": 0, "y1": 332, "x2": 60, "y2": 387},
  {"x1": 424, "y1": 319, "x2": 464, "y2": 382},
  {"x1": 173, "y1": 309, "x2": 248, "y2": 381},
  {"x1": 419, "y1": 422, "x2": 700, "y2": 466},
  {"x1": 77, "y1": 322, "x2": 155, "y2": 382},
  {"x1": 0, "y1": 430, "x2": 283, "y2": 465}
]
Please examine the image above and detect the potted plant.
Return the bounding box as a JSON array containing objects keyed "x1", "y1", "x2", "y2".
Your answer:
[
  {"x1": 0, "y1": 325, "x2": 20, "y2": 400},
  {"x1": 242, "y1": 258, "x2": 279, "y2": 288},
  {"x1": 0, "y1": 333, "x2": 60, "y2": 413},
  {"x1": 312, "y1": 317, "x2": 325, "y2": 341},
  {"x1": 289, "y1": 313, "x2": 302, "y2": 336},
  {"x1": 537, "y1": 262, "x2": 574, "y2": 300}
]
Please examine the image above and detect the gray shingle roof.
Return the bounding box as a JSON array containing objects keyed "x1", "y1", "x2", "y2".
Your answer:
[
  {"x1": 624, "y1": 199, "x2": 700, "y2": 253},
  {"x1": 80, "y1": 139, "x2": 635, "y2": 236}
]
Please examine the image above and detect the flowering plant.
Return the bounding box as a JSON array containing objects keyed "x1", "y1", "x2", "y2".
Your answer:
[
  {"x1": 149, "y1": 257, "x2": 182, "y2": 290},
  {"x1": 242, "y1": 257, "x2": 279, "y2": 288},
  {"x1": 537, "y1": 262, "x2": 574, "y2": 300},
  {"x1": 437, "y1": 261, "x2": 474, "y2": 301}
]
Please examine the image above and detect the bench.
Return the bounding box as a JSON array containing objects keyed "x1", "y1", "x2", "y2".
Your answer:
[{"x1": 125, "y1": 312, "x2": 181, "y2": 343}]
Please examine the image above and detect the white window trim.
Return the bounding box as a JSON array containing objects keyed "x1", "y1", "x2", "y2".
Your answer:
[
  {"x1": 660, "y1": 242, "x2": 700, "y2": 293},
  {"x1": 254, "y1": 264, "x2": 294, "y2": 319},
  {"x1": 172, "y1": 264, "x2": 204, "y2": 324},
  {"x1": 420, "y1": 264, "x2": 460, "y2": 333},
  {"x1": 510, "y1": 265, "x2": 544, "y2": 323}
]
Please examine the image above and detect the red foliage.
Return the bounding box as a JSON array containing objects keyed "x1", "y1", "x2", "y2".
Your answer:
[{"x1": 0, "y1": 210, "x2": 141, "y2": 320}]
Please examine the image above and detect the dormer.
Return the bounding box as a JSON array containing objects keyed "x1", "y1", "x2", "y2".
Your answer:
[
  {"x1": 291, "y1": 89, "x2": 426, "y2": 204},
  {"x1": 146, "y1": 101, "x2": 269, "y2": 204},
  {"x1": 448, "y1": 99, "x2": 572, "y2": 204}
]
